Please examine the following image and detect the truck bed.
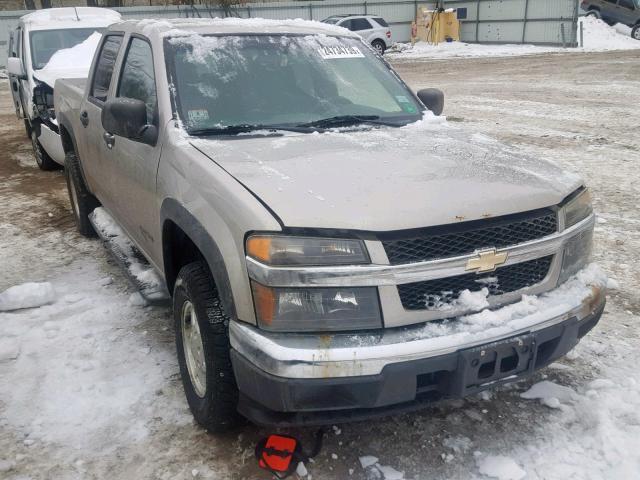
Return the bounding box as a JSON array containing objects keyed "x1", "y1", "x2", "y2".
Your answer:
[{"x1": 54, "y1": 77, "x2": 88, "y2": 138}]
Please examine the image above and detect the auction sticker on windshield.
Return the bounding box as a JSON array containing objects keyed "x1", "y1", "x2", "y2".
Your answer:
[{"x1": 319, "y1": 45, "x2": 365, "y2": 59}]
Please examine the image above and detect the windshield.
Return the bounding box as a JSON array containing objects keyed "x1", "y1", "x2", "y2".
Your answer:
[
  {"x1": 165, "y1": 34, "x2": 422, "y2": 134},
  {"x1": 30, "y1": 28, "x2": 103, "y2": 70}
]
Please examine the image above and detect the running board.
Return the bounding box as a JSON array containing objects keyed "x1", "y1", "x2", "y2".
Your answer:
[{"x1": 89, "y1": 208, "x2": 171, "y2": 306}]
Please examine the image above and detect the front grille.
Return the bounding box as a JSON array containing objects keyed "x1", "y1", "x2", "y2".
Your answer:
[
  {"x1": 381, "y1": 209, "x2": 557, "y2": 265},
  {"x1": 398, "y1": 256, "x2": 554, "y2": 311}
]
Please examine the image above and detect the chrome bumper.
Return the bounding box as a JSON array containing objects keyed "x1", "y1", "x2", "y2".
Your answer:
[{"x1": 230, "y1": 279, "x2": 606, "y2": 379}]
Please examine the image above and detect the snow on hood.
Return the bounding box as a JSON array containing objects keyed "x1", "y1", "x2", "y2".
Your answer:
[
  {"x1": 33, "y1": 31, "x2": 102, "y2": 88},
  {"x1": 191, "y1": 115, "x2": 583, "y2": 231}
]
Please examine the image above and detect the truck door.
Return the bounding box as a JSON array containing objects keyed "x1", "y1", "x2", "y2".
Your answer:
[
  {"x1": 616, "y1": 0, "x2": 638, "y2": 25},
  {"x1": 105, "y1": 36, "x2": 163, "y2": 264},
  {"x1": 78, "y1": 33, "x2": 124, "y2": 204}
]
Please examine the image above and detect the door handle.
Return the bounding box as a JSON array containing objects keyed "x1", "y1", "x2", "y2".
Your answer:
[
  {"x1": 80, "y1": 110, "x2": 89, "y2": 127},
  {"x1": 103, "y1": 131, "x2": 115, "y2": 149}
]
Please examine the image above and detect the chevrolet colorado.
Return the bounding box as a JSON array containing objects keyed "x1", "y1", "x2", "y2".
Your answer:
[{"x1": 54, "y1": 18, "x2": 605, "y2": 431}]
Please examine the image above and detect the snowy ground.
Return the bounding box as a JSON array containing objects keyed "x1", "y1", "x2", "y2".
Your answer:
[
  {"x1": 1, "y1": 49, "x2": 640, "y2": 479},
  {"x1": 388, "y1": 18, "x2": 640, "y2": 60}
]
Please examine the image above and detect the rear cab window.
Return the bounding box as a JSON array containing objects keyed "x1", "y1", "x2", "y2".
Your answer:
[{"x1": 90, "y1": 35, "x2": 123, "y2": 104}]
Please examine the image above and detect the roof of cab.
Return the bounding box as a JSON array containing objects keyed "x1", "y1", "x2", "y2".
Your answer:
[
  {"x1": 20, "y1": 7, "x2": 121, "y2": 30},
  {"x1": 108, "y1": 17, "x2": 357, "y2": 40}
]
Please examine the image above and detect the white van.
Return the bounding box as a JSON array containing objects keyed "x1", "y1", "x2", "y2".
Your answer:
[{"x1": 7, "y1": 7, "x2": 121, "y2": 170}]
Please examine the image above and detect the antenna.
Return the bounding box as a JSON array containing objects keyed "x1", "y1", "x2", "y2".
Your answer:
[{"x1": 74, "y1": 7, "x2": 80, "y2": 21}]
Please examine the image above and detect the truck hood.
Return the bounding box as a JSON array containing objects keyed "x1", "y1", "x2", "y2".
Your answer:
[{"x1": 191, "y1": 118, "x2": 582, "y2": 231}]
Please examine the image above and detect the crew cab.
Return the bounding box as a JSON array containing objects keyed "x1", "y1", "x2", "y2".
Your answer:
[
  {"x1": 7, "y1": 7, "x2": 120, "y2": 170},
  {"x1": 54, "y1": 18, "x2": 605, "y2": 430}
]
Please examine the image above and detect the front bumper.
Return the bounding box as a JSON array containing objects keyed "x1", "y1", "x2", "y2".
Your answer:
[{"x1": 230, "y1": 279, "x2": 606, "y2": 426}]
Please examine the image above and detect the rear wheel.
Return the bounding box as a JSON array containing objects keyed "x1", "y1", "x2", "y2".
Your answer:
[
  {"x1": 585, "y1": 10, "x2": 601, "y2": 19},
  {"x1": 31, "y1": 129, "x2": 59, "y2": 171},
  {"x1": 632, "y1": 25, "x2": 640, "y2": 41},
  {"x1": 372, "y1": 39, "x2": 386, "y2": 55},
  {"x1": 174, "y1": 261, "x2": 240, "y2": 433},
  {"x1": 65, "y1": 151, "x2": 99, "y2": 237}
]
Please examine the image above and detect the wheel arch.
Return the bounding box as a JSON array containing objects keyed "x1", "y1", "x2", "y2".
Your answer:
[
  {"x1": 160, "y1": 198, "x2": 237, "y2": 321},
  {"x1": 57, "y1": 112, "x2": 78, "y2": 154}
]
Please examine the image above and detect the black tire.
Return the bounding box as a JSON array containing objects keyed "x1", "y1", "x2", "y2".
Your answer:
[
  {"x1": 174, "y1": 261, "x2": 240, "y2": 433},
  {"x1": 632, "y1": 25, "x2": 640, "y2": 41},
  {"x1": 31, "y1": 129, "x2": 59, "y2": 171},
  {"x1": 585, "y1": 10, "x2": 601, "y2": 19},
  {"x1": 371, "y1": 39, "x2": 386, "y2": 55},
  {"x1": 65, "y1": 151, "x2": 99, "y2": 237}
]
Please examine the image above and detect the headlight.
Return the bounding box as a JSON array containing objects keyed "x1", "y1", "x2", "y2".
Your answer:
[
  {"x1": 246, "y1": 234, "x2": 369, "y2": 266},
  {"x1": 564, "y1": 188, "x2": 593, "y2": 228},
  {"x1": 558, "y1": 228, "x2": 593, "y2": 285},
  {"x1": 251, "y1": 282, "x2": 382, "y2": 332}
]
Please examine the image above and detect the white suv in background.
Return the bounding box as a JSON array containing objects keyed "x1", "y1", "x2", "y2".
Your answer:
[{"x1": 322, "y1": 14, "x2": 392, "y2": 54}]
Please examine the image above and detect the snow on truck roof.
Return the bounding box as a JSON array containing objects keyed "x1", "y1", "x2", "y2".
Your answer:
[
  {"x1": 20, "y1": 7, "x2": 122, "y2": 28},
  {"x1": 111, "y1": 17, "x2": 356, "y2": 39}
]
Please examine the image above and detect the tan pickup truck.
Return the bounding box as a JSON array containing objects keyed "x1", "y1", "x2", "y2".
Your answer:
[{"x1": 54, "y1": 18, "x2": 605, "y2": 431}]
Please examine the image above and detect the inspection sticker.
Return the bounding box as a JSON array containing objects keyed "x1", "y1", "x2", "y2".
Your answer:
[
  {"x1": 319, "y1": 45, "x2": 365, "y2": 59},
  {"x1": 188, "y1": 109, "x2": 209, "y2": 122}
]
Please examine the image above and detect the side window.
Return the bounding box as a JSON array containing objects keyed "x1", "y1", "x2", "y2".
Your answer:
[
  {"x1": 619, "y1": 0, "x2": 634, "y2": 9},
  {"x1": 338, "y1": 19, "x2": 353, "y2": 31},
  {"x1": 373, "y1": 17, "x2": 389, "y2": 28},
  {"x1": 117, "y1": 37, "x2": 157, "y2": 126},
  {"x1": 350, "y1": 18, "x2": 373, "y2": 31},
  {"x1": 90, "y1": 35, "x2": 123, "y2": 103}
]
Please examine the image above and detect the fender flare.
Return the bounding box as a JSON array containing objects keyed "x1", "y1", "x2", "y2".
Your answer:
[{"x1": 160, "y1": 198, "x2": 237, "y2": 320}]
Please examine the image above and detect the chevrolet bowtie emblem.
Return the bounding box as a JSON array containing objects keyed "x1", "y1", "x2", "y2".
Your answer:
[{"x1": 465, "y1": 249, "x2": 509, "y2": 273}]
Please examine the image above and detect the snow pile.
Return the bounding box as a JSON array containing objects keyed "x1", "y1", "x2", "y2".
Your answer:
[
  {"x1": 359, "y1": 456, "x2": 404, "y2": 479},
  {"x1": 0, "y1": 282, "x2": 55, "y2": 312},
  {"x1": 477, "y1": 455, "x2": 526, "y2": 480},
  {"x1": 33, "y1": 31, "x2": 102, "y2": 88},
  {"x1": 389, "y1": 17, "x2": 639, "y2": 60},
  {"x1": 578, "y1": 16, "x2": 640, "y2": 51},
  {"x1": 0, "y1": 260, "x2": 189, "y2": 449}
]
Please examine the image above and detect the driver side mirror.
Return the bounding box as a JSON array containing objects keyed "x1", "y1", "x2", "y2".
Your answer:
[
  {"x1": 101, "y1": 97, "x2": 157, "y2": 146},
  {"x1": 417, "y1": 88, "x2": 445, "y2": 116},
  {"x1": 7, "y1": 57, "x2": 26, "y2": 79}
]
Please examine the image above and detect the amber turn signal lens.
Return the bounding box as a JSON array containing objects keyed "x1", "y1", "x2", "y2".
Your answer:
[
  {"x1": 251, "y1": 281, "x2": 276, "y2": 326},
  {"x1": 246, "y1": 236, "x2": 273, "y2": 263}
]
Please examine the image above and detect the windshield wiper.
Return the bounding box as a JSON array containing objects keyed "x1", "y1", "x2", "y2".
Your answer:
[
  {"x1": 297, "y1": 115, "x2": 395, "y2": 129},
  {"x1": 188, "y1": 124, "x2": 311, "y2": 136}
]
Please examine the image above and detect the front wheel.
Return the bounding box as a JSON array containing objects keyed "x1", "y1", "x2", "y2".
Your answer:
[
  {"x1": 31, "y1": 130, "x2": 59, "y2": 171},
  {"x1": 174, "y1": 261, "x2": 240, "y2": 433},
  {"x1": 372, "y1": 39, "x2": 386, "y2": 55},
  {"x1": 632, "y1": 25, "x2": 640, "y2": 41}
]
